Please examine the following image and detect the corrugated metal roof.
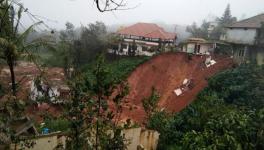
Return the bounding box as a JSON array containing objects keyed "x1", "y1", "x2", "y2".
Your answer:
[
  {"x1": 117, "y1": 23, "x2": 176, "y2": 40},
  {"x1": 228, "y1": 13, "x2": 264, "y2": 28}
]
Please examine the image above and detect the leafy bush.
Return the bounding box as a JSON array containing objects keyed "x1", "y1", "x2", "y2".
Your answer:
[
  {"x1": 42, "y1": 118, "x2": 70, "y2": 132},
  {"x1": 208, "y1": 64, "x2": 264, "y2": 109},
  {"x1": 83, "y1": 56, "x2": 150, "y2": 84}
]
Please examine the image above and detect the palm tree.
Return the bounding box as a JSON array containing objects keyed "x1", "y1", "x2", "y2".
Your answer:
[{"x1": 0, "y1": 0, "x2": 49, "y2": 96}]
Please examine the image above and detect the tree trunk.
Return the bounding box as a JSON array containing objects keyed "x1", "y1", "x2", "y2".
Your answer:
[
  {"x1": 95, "y1": 95, "x2": 101, "y2": 150},
  {"x1": 8, "y1": 59, "x2": 16, "y2": 96}
]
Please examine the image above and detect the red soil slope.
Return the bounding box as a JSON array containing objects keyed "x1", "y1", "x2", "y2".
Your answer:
[{"x1": 118, "y1": 52, "x2": 234, "y2": 124}]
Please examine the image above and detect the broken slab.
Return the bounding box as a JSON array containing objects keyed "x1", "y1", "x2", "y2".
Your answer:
[
  {"x1": 183, "y1": 79, "x2": 189, "y2": 85},
  {"x1": 205, "y1": 59, "x2": 217, "y2": 68},
  {"x1": 210, "y1": 60, "x2": 216, "y2": 65},
  {"x1": 174, "y1": 88, "x2": 183, "y2": 96}
]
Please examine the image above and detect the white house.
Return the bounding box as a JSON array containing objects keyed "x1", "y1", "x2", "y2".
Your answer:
[
  {"x1": 223, "y1": 13, "x2": 264, "y2": 65},
  {"x1": 110, "y1": 23, "x2": 177, "y2": 56},
  {"x1": 181, "y1": 38, "x2": 215, "y2": 55}
]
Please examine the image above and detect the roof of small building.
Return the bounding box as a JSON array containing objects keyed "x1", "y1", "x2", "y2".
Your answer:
[
  {"x1": 117, "y1": 23, "x2": 176, "y2": 40},
  {"x1": 188, "y1": 38, "x2": 207, "y2": 42},
  {"x1": 9, "y1": 117, "x2": 38, "y2": 136},
  {"x1": 227, "y1": 13, "x2": 264, "y2": 28},
  {"x1": 182, "y1": 38, "x2": 212, "y2": 44}
]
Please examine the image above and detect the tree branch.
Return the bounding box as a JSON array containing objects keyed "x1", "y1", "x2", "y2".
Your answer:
[{"x1": 94, "y1": 0, "x2": 135, "y2": 12}]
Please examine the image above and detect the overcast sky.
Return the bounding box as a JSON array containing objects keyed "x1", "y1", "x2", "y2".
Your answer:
[{"x1": 20, "y1": 0, "x2": 264, "y2": 30}]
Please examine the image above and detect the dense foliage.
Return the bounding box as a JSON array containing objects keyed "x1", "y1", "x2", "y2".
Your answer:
[
  {"x1": 42, "y1": 21, "x2": 108, "y2": 70},
  {"x1": 41, "y1": 118, "x2": 70, "y2": 133},
  {"x1": 207, "y1": 64, "x2": 264, "y2": 109},
  {"x1": 65, "y1": 55, "x2": 130, "y2": 150},
  {"x1": 148, "y1": 64, "x2": 264, "y2": 150},
  {"x1": 83, "y1": 56, "x2": 149, "y2": 84},
  {"x1": 0, "y1": 0, "x2": 50, "y2": 146}
]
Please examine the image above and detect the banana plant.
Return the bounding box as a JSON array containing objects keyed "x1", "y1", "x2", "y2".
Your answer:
[{"x1": 0, "y1": 0, "x2": 52, "y2": 96}]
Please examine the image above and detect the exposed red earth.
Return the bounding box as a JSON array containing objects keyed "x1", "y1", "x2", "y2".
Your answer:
[
  {"x1": 115, "y1": 52, "x2": 234, "y2": 124},
  {"x1": 1, "y1": 53, "x2": 234, "y2": 125}
]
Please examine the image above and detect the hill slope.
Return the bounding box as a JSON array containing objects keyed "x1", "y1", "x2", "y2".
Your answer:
[{"x1": 118, "y1": 52, "x2": 234, "y2": 123}]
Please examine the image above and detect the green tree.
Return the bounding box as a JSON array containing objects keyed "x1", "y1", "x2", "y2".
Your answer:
[
  {"x1": 0, "y1": 1, "x2": 53, "y2": 147},
  {"x1": 77, "y1": 21, "x2": 108, "y2": 66},
  {"x1": 66, "y1": 54, "x2": 129, "y2": 150},
  {"x1": 218, "y1": 4, "x2": 237, "y2": 26},
  {"x1": 0, "y1": 1, "x2": 50, "y2": 96},
  {"x1": 186, "y1": 21, "x2": 210, "y2": 39},
  {"x1": 49, "y1": 22, "x2": 76, "y2": 77},
  {"x1": 210, "y1": 4, "x2": 237, "y2": 40}
]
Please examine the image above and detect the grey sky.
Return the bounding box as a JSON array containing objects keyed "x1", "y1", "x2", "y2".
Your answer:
[{"x1": 20, "y1": 0, "x2": 264, "y2": 30}]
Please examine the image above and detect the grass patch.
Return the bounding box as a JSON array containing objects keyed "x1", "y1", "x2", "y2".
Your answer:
[{"x1": 83, "y1": 56, "x2": 150, "y2": 82}]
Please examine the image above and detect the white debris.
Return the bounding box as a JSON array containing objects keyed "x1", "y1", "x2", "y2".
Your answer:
[
  {"x1": 205, "y1": 56, "x2": 212, "y2": 64},
  {"x1": 210, "y1": 60, "x2": 216, "y2": 65},
  {"x1": 174, "y1": 88, "x2": 183, "y2": 96},
  {"x1": 205, "y1": 52, "x2": 210, "y2": 55},
  {"x1": 183, "y1": 79, "x2": 189, "y2": 85},
  {"x1": 205, "y1": 59, "x2": 217, "y2": 68}
]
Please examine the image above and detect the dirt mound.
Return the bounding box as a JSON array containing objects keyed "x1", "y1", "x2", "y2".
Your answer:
[{"x1": 119, "y1": 52, "x2": 234, "y2": 124}]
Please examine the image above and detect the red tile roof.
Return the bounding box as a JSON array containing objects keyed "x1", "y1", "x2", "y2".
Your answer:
[{"x1": 117, "y1": 23, "x2": 176, "y2": 40}]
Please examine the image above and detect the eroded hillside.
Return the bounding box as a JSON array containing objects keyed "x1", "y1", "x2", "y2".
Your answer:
[{"x1": 116, "y1": 52, "x2": 234, "y2": 124}]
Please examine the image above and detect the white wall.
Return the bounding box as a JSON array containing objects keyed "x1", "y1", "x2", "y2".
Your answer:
[
  {"x1": 226, "y1": 28, "x2": 257, "y2": 45},
  {"x1": 256, "y1": 50, "x2": 264, "y2": 65},
  {"x1": 185, "y1": 43, "x2": 211, "y2": 54},
  {"x1": 11, "y1": 128, "x2": 160, "y2": 150},
  {"x1": 187, "y1": 43, "x2": 195, "y2": 53},
  {"x1": 115, "y1": 41, "x2": 156, "y2": 56},
  {"x1": 10, "y1": 133, "x2": 66, "y2": 150},
  {"x1": 200, "y1": 45, "x2": 210, "y2": 54}
]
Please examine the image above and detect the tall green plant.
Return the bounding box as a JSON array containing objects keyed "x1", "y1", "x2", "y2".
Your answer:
[
  {"x1": 0, "y1": 1, "x2": 53, "y2": 147},
  {"x1": 66, "y1": 54, "x2": 129, "y2": 150},
  {"x1": 0, "y1": 1, "x2": 51, "y2": 96},
  {"x1": 142, "y1": 87, "x2": 160, "y2": 119}
]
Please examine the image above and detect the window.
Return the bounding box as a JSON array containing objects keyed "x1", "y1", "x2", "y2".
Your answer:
[
  {"x1": 142, "y1": 46, "x2": 148, "y2": 51},
  {"x1": 121, "y1": 43, "x2": 127, "y2": 50},
  {"x1": 239, "y1": 49, "x2": 244, "y2": 57},
  {"x1": 194, "y1": 44, "x2": 201, "y2": 53}
]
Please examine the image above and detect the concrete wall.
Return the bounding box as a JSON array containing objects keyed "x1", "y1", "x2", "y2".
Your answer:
[
  {"x1": 124, "y1": 128, "x2": 159, "y2": 150},
  {"x1": 256, "y1": 50, "x2": 264, "y2": 65},
  {"x1": 248, "y1": 46, "x2": 264, "y2": 65},
  {"x1": 226, "y1": 28, "x2": 257, "y2": 45},
  {"x1": 232, "y1": 45, "x2": 264, "y2": 65},
  {"x1": 10, "y1": 132, "x2": 66, "y2": 150},
  {"x1": 232, "y1": 45, "x2": 247, "y2": 64},
  {"x1": 187, "y1": 43, "x2": 195, "y2": 53},
  {"x1": 184, "y1": 43, "x2": 211, "y2": 54},
  {"x1": 200, "y1": 45, "x2": 211, "y2": 54},
  {"x1": 11, "y1": 128, "x2": 160, "y2": 150}
]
